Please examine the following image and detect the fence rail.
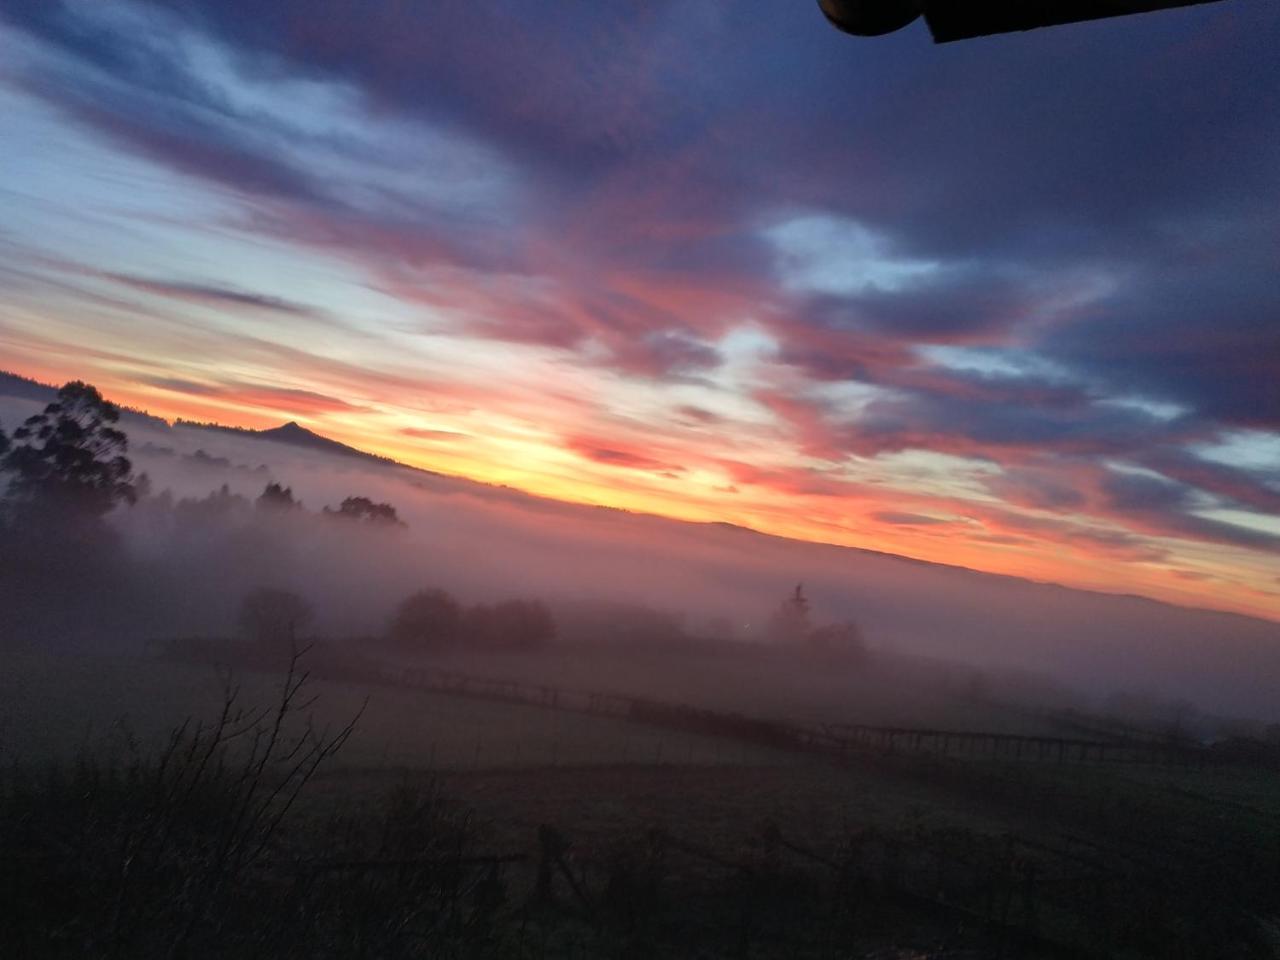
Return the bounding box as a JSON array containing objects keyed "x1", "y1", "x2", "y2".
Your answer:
[
  {"x1": 370, "y1": 662, "x2": 1208, "y2": 769},
  {"x1": 148, "y1": 639, "x2": 1215, "y2": 770}
]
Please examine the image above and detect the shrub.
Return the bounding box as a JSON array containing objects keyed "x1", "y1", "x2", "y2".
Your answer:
[
  {"x1": 465, "y1": 598, "x2": 556, "y2": 649},
  {"x1": 0, "y1": 650, "x2": 360, "y2": 957},
  {"x1": 390, "y1": 588, "x2": 462, "y2": 649}
]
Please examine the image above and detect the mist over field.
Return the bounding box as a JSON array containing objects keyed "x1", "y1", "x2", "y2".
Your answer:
[{"x1": 4, "y1": 389, "x2": 1276, "y2": 722}]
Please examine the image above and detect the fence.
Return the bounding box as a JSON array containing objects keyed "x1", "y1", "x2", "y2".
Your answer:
[
  {"x1": 149, "y1": 640, "x2": 1214, "y2": 770},
  {"x1": 371, "y1": 662, "x2": 1209, "y2": 770},
  {"x1": 519, "y1": 816, "x2": 1243, "y2": 959},
  {"x1": 253, "y1": 820, "x2": 1091, "y2": 957}
]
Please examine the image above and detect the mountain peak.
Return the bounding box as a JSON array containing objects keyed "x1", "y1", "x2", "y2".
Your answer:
[{"x1": 177, "y1": 417, "x2": 394, "y2": 465}]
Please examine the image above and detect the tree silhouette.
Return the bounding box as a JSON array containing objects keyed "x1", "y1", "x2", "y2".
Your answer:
[
  {"x1": 767, "y1": 583, "x2": 811, "y2": 643},
  {"x1": 462, "y1": 603, "x2": 495, "y2": 645},
  {"x1": 1, "y1": 381, "x2": 137, "y2": 519},
  {"x1": 256, "y1": 482, "x2": 300, "y2": 511},
  {"x1": 175, "y1": 484, "x2": 251, "y2": 526},
  {"x1": 465, "y1": 599, "x2": 556, "y2": 649},
  {"x1": 390, "y1": 589, "x2": 462, "y2": 648},
  {"x1": 238, "y1": 587, "x2": 312, "y2": 650},
  {"x1": 323, "y1": 495, "x2": 404, "y2": 526}
]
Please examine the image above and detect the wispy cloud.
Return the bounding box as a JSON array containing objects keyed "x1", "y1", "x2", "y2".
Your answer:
[{"x1": 104, "y1": 274, "x2": 324, "y2": 317}]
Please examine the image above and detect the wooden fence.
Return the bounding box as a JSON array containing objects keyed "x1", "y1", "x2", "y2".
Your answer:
[
  {"x1": 521, "y1": 817, "x2": 1212, "y2": 959},
  {"x1": 147, "y1": 640, "x2": 1214, "y2": 770},
  {"x1": 371, "y1": 663, "x2": 1208, "y2": 769}
]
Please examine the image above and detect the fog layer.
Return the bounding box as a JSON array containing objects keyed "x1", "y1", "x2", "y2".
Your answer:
[{"x1": 3, "y1": 394, "x2": 1278, "y2": 722}]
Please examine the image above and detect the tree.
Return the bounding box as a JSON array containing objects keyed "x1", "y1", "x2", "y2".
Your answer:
[
  {"x1": 389, "y1": 589, "x2": 462, "y2": 649},
  {"x1": 324, "y1": 495, "x2": 404, "y2": 526},
  {"x1": 466, "y1": 599, "x2": 556, "y2": 649},
  {"x1": 462, "y1": 603, "x2": 495, "y2": 645},
  {"x1": 175, "y1": 484, "x2": 251, "y2": 526},
  {"x1": 767, "y1": 583, "x2": 811, "y2": 643},
  {"x1": 256, "y1": 482, "x2": 300, "y2": 511},
  {"x1": 239, "y1": 587, "x2": 312, "y2": 650},
  {"x1": 1, "y1": 381, "x2": 137, "y2": 519}
]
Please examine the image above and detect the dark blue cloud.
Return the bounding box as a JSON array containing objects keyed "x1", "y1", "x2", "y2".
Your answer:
[
  {"x1": 1046, "y1": 261, "x2": 1280, "y2": 429},
  {"x1": 806, "y1": 272, "x2": 1040, "y2": 341},
  {"x1": 850, "y1": 386, "x2": 1199, "y2": 456},
  {"x1": 1100, "y1": 469, "x2": 1280, "y2": 552}
]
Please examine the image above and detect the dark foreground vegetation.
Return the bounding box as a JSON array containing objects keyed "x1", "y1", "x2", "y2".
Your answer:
[{"x1": 5, "y1": 647, "x2": 1280, "y2": 959}]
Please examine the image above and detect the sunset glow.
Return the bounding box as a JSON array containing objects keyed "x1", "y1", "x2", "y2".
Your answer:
[{"x1": 1, "y1": 1, "x2": 1277, "y2": 620}]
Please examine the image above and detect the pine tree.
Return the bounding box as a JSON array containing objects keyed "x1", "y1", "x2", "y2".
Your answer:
[{"x1": 767, "y1": 583, "x2": 811, "y2": 643}]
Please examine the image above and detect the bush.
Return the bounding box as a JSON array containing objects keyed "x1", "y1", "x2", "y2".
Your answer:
[
  {"x1": 465, "y1": 599, "x2": 556, "y2": 650},
  {"x1": 389, "y1": 588, "x2": 462, "y2": 649},
  {"x1": 323, "y1": 495, "x2": 404, "y2": 526},
  {"x1": 0, "y1": 651, "x2": 361, "y2": 958}
]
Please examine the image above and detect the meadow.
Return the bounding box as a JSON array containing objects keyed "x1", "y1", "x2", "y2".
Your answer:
[{"x1": 5, "y1": 640, "x2": 1277, "y2": 958}]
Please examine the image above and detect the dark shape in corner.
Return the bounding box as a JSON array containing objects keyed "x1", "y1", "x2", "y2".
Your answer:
[{"x1": 819, "y1": 0, "x2": 1225, "y2": 42}]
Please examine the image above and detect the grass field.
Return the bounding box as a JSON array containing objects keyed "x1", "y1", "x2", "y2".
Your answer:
[
  {"x1": 0, "y1": 644, "x2": 1130, "y2": 862},
  {"x1": 405, "y1": 642, "x2": 1074, "y2": 733},
  {"x1": 1, "y1": 650, "x2": 797, "y2": 772},
  {"x1": 4, "y1": 644, "x2": 1278, "y2": 958}
]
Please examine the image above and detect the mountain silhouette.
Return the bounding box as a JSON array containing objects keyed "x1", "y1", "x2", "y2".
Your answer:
[
  {"x1": 0, "y1": 370, "x2": 407, "y2": 468},
  {"x1": 175, "y1": 418, "x2": 396, "y2": 465},
  {"x1": 0, "y1": 370, "x2": 171, "y2": 429}
]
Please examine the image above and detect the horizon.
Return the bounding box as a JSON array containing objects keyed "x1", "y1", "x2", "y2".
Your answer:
[
  {"x1": 5, "y1": 367, "x2": 1278, "y2": 631},
  {"x1": 2, "y1": 2, "x2": 1278, "y2": 621}
]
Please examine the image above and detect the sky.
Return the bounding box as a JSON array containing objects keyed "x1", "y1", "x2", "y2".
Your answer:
[{"x1": 0, "y1": 0, "x2": 1277, "y2": 621}]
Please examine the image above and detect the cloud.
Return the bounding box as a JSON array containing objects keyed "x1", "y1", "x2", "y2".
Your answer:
[
  {"x1": 763, "y1": 214, "x2": 939, "y2": 297},
  {"x1": 985, "y1": 466, "x2": 1088, "y2": 511},
  {"x1": 15, "y1": 69, "x2": 326, "y2": 205},
  {"x1": 1045, "y1": 263, "x2": 1280, "y2": 430},
  {"x1": 1098, "y1": 468, "x2": 1280, "y2": 553},
  {"x1": 675, "y1": 405, "x2": 723, "y2": 425},
  {"x1": 986, "y1": 510, "x2": 1170, "y2": 564},
  {"x1": 400, "y1": 426, "x2": 470, "y2": 440},
  {"x1": 567, "y1": 437, "x2": 686, "y2": 475},
  {"x1": 141, "y1": 377, "x2": 361, "y2": 415},
  {"x1": 873, "y1": 511, "x2": 951, "y2": 526},
  {"x1": 625, "y1": 331, "x2": 721, "y2": 379},
  {"x1": 2, "y1": 0, "x2": 1278, "y2": 617},
  {"x1": 103, "y1": 274, "x2": 323, "y2": 317}
]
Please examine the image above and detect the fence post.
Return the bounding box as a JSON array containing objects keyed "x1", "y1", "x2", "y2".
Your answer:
[
  {"x1": 1020, "y1": 858, "x2": 1037, "y2": 931},
  {"x1": 535, "y1": 824, "x2": 563, "y2": 905}
]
